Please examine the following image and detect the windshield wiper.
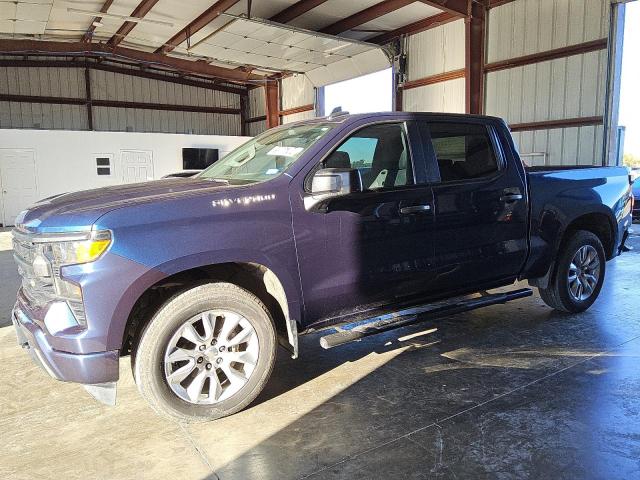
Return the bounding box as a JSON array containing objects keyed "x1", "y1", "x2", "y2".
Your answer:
[{"x1": 205, "y1": 178, "x2": 230, "y2": 185}]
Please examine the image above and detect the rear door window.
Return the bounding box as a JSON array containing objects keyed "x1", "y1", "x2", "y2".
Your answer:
[{"x1": 427, "y1": 123, "x2": 499, "y2": 183}]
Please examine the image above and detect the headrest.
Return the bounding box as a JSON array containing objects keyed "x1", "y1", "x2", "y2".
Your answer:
[{"x1": 325, "y1": 151, "x2": 352, "y2": 169}]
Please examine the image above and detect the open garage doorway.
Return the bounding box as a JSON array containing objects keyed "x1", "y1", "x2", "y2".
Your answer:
[
  {"x1": 620, "y1": 0, "x2": 640, "y2": 169},
  {"x1": 323, "y1": 68, "x2": 393, "y2": 115}
]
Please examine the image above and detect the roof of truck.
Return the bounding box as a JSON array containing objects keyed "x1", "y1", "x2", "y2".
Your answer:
[{"x1": 283, "y1": 111, "x2": 507, "y2": 128}]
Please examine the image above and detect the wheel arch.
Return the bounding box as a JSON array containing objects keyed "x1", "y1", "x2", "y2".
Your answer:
[
  {"x1": 530, "y1": 210, "x2": 615, "y2": 289},
  {"x1": 115, "y1": 257, "x2": 301, "y2": 360}
]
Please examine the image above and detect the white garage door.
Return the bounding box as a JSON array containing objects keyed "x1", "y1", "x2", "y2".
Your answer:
[{"x1": 0, "y1": 149, "x2": 38, "y2": 227}]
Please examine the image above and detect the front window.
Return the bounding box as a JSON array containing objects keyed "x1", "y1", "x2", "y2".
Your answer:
[
  {"x1": 199, "y1": 123, "x2": 336, "y2": 184},
  {"x1": 323, "y1": 122, "x2": 412, "y2": 190}
]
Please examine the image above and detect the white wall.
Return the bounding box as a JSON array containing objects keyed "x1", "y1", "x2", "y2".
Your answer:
[{"x1": 0, "y1": 129, "x2": 250, "y2": 224}]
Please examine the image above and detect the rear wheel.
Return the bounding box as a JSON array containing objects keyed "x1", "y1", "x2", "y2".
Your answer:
[
  {"x1": 538, "y1": 230, "x2": 605, "y2": 313},
  {"x1": 134, "y1": 283, "x2": 277, "y2": 422}
]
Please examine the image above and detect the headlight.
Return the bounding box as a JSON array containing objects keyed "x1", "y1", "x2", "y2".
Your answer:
[
  {"x1": 41, "y1": 230, "x2": 111, "y2": 266},
  {"x1": 31, "y1": 230, "x2": 112, "y2": 327}
]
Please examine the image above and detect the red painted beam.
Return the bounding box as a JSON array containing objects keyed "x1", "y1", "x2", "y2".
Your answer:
[
  {"x1": 107, "y1": 0, "x2": 162, "y2": 47},
  {"x1": 369, "y1": 11, "x2": 459, "y2": 44},
  {"x1": 82, "y1": 0, "x2": 116, "y2": 42},
  {"x1": 321, "y1": 0, "x2": 416, "y2": 36},
  {"x1": 465, "y1": 1, "x2": 485, "y2": 114},
  {"x1": 265, "y1": 82, "x2": 280, "y2": 129},
  {"x1": 510, "y1": 116, "x2": 603, "y2": 132},
  {"x1": 156, "y1": 0, "x2": 241, "y2": 54},
  {"x1": 270, "y1": 0, "x2": 330, "y2": 24},
  {"x1": 401, "y1": 68, "x2": 465, "y2": 90},
  {"x1": 0, "y1": 40, "x2": 261, "y2": 84},
  {"x1": 488, "y1": 0, "x2": 517, "y2": 9},
  {"x1": 0, "y1": 59, "x2": 248, "y2": 95},
  {"x1": 417, "y1": 0, "x2": 468, "y2": 16},
  {"x1": 280, "y1": 103, "x2": 314, "y2": 117},
  {"x1": 0, "y1": 93, "x2": 241, "y2": 114},
  {"x1": 484, "y1": 38, "x2": 608, "y2": 73}
]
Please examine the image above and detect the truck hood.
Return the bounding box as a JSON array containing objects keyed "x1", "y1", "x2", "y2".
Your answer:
[{"x1": 17, "y1": 178, "x2": 234, "y2": 232}]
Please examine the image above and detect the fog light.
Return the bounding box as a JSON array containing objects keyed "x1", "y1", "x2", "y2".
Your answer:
[{"x1": 44, "y1": 301, "x2": 81, "y2": 335}]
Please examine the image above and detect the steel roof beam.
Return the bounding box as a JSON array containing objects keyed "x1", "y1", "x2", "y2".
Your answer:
[
  {"x1": 156, "y1": 0, "x2": 241, "y2": 54},
  {"x1": 107, "y1": 0, "x2": 162, "y2": 47}
]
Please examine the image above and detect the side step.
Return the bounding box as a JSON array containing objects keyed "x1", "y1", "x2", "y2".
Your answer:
[{"x1": 319, "y1": 288, "x2": 533, "y2": 349}]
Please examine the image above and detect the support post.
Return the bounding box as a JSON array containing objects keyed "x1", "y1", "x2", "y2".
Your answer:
[
  {"x1": 85, "y1": 67, "x2": 94, "y2": 131},
  {"x1": 240, "y1": 94, "x2": 247, "y2": 136},
  {"x1": 465, "y1": 2, "x2": 486, "y2": 115},
  {"x1": 265, "y1": 81, "x2": 280, "y2": 129}
]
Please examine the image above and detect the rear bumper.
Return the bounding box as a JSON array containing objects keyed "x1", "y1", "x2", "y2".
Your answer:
[{"x1": 12, "y1": 304, "x2": 119, "y2": 385}]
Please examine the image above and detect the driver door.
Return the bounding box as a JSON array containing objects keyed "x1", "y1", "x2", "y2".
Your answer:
[{"x1": 291, "y1": 120, "x2": 436, "y2": 325}]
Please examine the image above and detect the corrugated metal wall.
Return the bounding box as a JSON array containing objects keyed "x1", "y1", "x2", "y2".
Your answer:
[
  {"x1": 246, "y1": 86, "x2": 266, "y2": 136},
  {"x1": 281, "y1": 74, "x2": 316, "y2": 125},
  {"x1": 0, "y1": 62, "x2": 242, "y2": 135},
  {"x1": 402, "y1": 19, "x2": 465, "y2": 113},
  {"x1": 486, "y1": 0, "x2": 610, "y2": 63},
  {"x1": 0, "y1": 65, "x2": 88, "y2": 130},
  {"x1": 485, "y1": 0, "x2": 610, "y2": 165}
]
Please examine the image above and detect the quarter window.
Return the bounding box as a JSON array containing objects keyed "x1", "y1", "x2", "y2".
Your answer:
[
  {"x1": 323, "y1": 123, "x2": 412, "y2": 190},
  {"x1": 428, "y1": 123, "x2": 499, "y2": 182}
]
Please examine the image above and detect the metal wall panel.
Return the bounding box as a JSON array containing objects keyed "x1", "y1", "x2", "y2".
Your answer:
[
  {"x1": 403, "y1": 78, "x2": 465, "y2": 114},
  {"x1": 485, "y1": 0, "x2": 610, "y2": 166},
  {"x1": 0, "y1": 65, "x2": 88, "y2": 130},
  {"x1": 406, "y1": 19, "x2": 465, "y2": 81},
  {"x1": 0, "y1": 64, "x2": 242, "y2": 134},
  {"x1": 282, "y1": 110, "x2": 316, "y2": 125},
  {"x1": 92, "y1": 108, "x2": 241, "y2": 135},
  {"x1": 248, "y1": 86, "x2": 266, "y2": 117},
  {"x1": 281, "y1": 74, "x2": 315, "y2": 111},
  {"x1": 512, "y1": 125, "x2": 604, "y2": 166},
  {"x1": 90, "y1": 69, "x2": 240, "y2": 109},
  {"x1": 485, "y1": 49, "x2": 607, "y2": 124},
  {"x1": 247, "y1": 120, "x2": 266, "y2": 137},
  {"x1": 487, "y1": 0, "x2": 610, "y2": 63}
]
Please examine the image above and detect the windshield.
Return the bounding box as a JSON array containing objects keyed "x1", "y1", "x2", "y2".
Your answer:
[{"x1": 198, "y1": 123, "x2": 335, "y2": 184}]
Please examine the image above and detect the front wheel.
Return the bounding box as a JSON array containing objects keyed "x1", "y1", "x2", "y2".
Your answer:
[
  {"x1": 538, "y1": 230, "x2": 606, "y2": 313},
  {"x1": 134, "y1": 283, "x2": 277, "y2": 422}
]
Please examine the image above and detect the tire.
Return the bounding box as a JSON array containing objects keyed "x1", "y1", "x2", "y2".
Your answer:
[
  {"x1": 133, "y1": 282, "x2": 277, "y2": 422},
  {"x1": 538, "y1": 230, "x2": 606, "y2": 313}
]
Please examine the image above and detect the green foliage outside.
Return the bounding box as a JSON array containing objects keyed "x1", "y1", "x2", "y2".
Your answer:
[{"x1": 624, "y1": 153, "x2": 640, "y2": 168}]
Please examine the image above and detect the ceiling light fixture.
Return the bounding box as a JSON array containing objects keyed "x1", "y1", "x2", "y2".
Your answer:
[{"x1": 67, "y1": 8, "x2": 174, "y2": 27}]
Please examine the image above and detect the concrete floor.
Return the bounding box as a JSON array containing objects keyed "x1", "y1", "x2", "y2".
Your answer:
[{"x1": 1, "y1": 227, "x2": 640, "y2": 480}]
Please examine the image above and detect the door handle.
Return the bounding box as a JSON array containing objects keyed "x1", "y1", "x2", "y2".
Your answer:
[
  {"x1": 400, "y1": 204, "x2": 431, "y2": 215},
  {"x1": 499, "y1": 194, "x2": 523, "y2": 203}
]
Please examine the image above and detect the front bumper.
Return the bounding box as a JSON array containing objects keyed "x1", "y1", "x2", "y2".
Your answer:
[{"x1": 12, "y1": 304, "x2": 119, "y2": 385}]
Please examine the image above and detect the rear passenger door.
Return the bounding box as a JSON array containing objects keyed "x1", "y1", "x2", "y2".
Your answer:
[{"x1": 421, "y1": 120, "x2": 528, "y2": 293}]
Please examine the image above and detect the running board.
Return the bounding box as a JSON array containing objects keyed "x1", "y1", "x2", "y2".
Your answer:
[{"x1": 319, "y1": 288, "x2": 533, "y2": 349}]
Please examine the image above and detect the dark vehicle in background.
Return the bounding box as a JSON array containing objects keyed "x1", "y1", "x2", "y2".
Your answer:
[
  {"x1": 10, "y1": 112, "x2": 634, "y2": 421},
  {"x1": 632, "y1": 173, "x2": 640, "y2": 221},
  {"x1": 161, "y1": 170, "x2": 202, "y2": 178}
]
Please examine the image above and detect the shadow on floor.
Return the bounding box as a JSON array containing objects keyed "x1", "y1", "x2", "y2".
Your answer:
[{"x1": 186, "y1": 257, "x2": 640, "y2": 480}]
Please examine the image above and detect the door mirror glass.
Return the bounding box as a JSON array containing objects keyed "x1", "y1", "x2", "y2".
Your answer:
[{"x1": 311, "y1": 168, "x2": 363, "y2": 196}]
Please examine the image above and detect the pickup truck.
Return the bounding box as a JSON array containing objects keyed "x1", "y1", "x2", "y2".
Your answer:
[{"x1": 11, "y1": 112, "x2": 634, "y2": 422}]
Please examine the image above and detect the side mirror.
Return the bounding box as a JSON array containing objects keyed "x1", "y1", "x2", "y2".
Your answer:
[{"x1": 310, "y1": 168, "x2": 363, "y2": 197}]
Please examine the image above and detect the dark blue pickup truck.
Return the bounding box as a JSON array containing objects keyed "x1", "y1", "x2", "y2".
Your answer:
[{"x1": 11, "y1": 112, "x2": 634, "y2": 421}]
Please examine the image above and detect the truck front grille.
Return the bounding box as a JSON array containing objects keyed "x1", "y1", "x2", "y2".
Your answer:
[{"x1": 12, "y1": 230, "x2": 57, "y2": 308}]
